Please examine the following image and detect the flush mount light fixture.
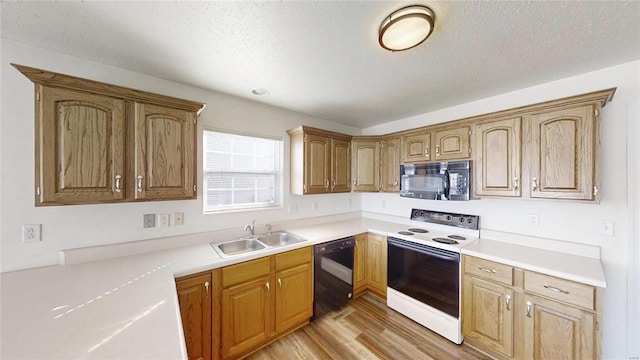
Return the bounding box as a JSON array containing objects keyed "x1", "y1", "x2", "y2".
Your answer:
[
  {"x1": 251, "y1": 88, "x2": 269, "y2": 96},
  {"x1": 379, "y1": 5, "x2": 435, "y2": 52}
]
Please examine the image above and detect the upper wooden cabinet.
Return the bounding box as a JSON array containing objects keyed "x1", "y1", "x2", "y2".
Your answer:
[
  {"x1": 401, "y1": 131, "x2": 431, "y2": 162},
  {"x1": 351, "y1": 139, "x2": 380, "y2": 192},
  {"x1": 134, "y1": 103, "x2": 196, "y2": 200},
  {"x1": 401, "y1": 125, "x2": 471, "y2": 163},
  {"x1": 434, "y1": 125, "x2": 471, "y2": 161},
  {"x1": 380, "y1": 137, "x2": 401, "y2": 192},
  {"x1": 527, "y1": 104, "x2": 596, "y2": 200},
  {"x1": 14, "y1": 64, "x2": 205, "y2": 206},
  {"x1": 288, "y1": 126, "x2": 351, "y2": 195},
  {"x1": 474, "y1": 117, "x2": 522, "y2": 197}
]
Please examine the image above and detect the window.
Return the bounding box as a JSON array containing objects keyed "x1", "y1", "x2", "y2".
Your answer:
[{"x1": 203, "y1": 129, "x2": 282, "y2": 213}]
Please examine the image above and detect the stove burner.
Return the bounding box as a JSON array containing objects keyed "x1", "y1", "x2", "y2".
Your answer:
[
  {"x1": 432, "y1": 237, "x2": 459, "y2": 244},
  {"x1": 408, "y1": 228, "x2": 429, "y2": 233},
  {"x1": 448, "y1": 235, "x2": 466, "y2": 241},
  {"x1": 398, "y1": 231, "x2": 414, "y2": 235}
]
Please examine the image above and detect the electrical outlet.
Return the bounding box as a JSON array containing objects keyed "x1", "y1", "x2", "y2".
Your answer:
[
  {"x1": 528, "y1": 213, "x2": 539, "y2": 226},
  {"x1": 599, "y1": 220, "x2": 615, "y2": 236},
  {"x1": 312, "y1": 201, "x2": 318, "y2": 211},
  {"x1": 143, "y1": 214, "x2": 156, "y2": 228},
  {"x1": 22, "y1": 224, "x2": 42, "y2": 243},
  {"x1": 159, "y1": 213, "x2": 170, "y2": 227},
  {"x1": 174, "y1": 212, "x2": 184, "y2": 226}
]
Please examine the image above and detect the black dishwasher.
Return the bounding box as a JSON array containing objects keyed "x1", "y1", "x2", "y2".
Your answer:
[{"x1": 313, "y1": 236, "x2": 355, "y2": 319}]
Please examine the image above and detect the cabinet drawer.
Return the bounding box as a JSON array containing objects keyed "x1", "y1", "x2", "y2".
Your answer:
[
  {"x1": 222, "y1": 257, "x2": 271, "y2": 288},
  {"x1": 464, "y1": 256, "x2": 513, "y2": 285},
  {"x1": 275, "y1": 246, "x2": 312, "y2": 271},
  {"x1": 524, "y1": 271, "x2": 595, "y2": 310}
]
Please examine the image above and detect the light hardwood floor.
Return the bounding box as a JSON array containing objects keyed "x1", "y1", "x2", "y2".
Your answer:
[{"x1": 247, "y1": 293, "x2": 490, "y2": 360}]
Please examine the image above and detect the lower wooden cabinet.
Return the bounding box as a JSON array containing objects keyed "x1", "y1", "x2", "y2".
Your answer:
[
  {"x1": 220, "y1": 247, "x2": 313, "y2": 360},
  {"x1": 176, "y1": 272, "x2": 213, "y2": 360},
  {"x1": 353, "y1": 233, "x2": 368, "y2": 297},
  {"x1": 462, "y1": 255, "x2": 602, "y2": 360},
  {"x1": 463, "y1": 276, "x2": 514, "y2": 359},
  {"x1": 366, "y1": 233, "x2": 387, "y2": 299}
]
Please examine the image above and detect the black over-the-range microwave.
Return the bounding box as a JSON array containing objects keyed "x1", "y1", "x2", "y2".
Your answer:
[{"x1": 399, "y1": 160, "x2": 473, "y2": 201}]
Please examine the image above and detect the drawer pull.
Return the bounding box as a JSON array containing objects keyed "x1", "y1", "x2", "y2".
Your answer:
[
  {"x1": 505, "y1": 294, "x2": 511, "y2": 311},
  {"x1": 526, "y1": 300, "x2": 532, "y2": 317},
  {"x1": 543, "y1": 284, "x2": 570, "y2": 294},
  {"x1": 478, "y1": 266, "x2": 497, "y2": 274}
]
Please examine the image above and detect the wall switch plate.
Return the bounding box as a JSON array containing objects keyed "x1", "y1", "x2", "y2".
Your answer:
[
  {"x1": 174, "y1": 212, "x2": 184, "y2": 226},
  {"x1": 159, "y1": 213, "x2": 170, "y2": 227},
  {"x1": 599, "y1": 220, "x2": 615, "y2": 236},
  {"x1": 22, "y1": 224, "x2": 42, "y2": 243},
  {"x1": 528, "y1": 213, "x2": 540, "y2": 226},
  {"x1": 143, "y1": 214, "x2": 156, "y2": 228}
]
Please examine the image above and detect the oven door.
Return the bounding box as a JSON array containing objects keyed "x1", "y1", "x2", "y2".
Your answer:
[{"x1": 387, "y1": 237, "x2": 460, "y2": 318}]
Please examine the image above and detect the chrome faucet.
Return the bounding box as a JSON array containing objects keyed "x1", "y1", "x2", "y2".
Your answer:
[{"x1": 244, "y1": 220, "x2": 256, "y2": 237}]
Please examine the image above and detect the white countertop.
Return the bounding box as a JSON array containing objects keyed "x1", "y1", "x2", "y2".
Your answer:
[{"x1": 0, "y1": 217, "x2": 605, "y2": 359}]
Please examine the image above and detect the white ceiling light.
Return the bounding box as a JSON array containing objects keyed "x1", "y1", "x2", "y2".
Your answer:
[{"x1": 379, "y1": 5, "x2": 435, "y2": 52}]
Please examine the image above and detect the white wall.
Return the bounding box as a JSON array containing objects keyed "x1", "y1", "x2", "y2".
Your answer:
[
  {"x1": 361, "y1": 61, "x2": 640, "y2": 359},
  {"x1": 0, "y1": 40, "x2": 362, "y2": 272}
]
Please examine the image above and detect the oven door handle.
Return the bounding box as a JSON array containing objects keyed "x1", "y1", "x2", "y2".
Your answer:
[
  {"x1": 442, "y1": 169, "x2": 450, "y2": 200},
  {"x1": 388, "y1": 239, "x2": 459, "y2": 261}
]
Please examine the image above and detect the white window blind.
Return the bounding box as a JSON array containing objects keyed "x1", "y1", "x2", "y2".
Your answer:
[{"x1": 203, "y1": 130, "x2": 282, "y2": 212}]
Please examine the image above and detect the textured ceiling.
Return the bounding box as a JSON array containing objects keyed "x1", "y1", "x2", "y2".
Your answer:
[{"x1": 2, "y1": 1, "x2": 639, "y2": 128}]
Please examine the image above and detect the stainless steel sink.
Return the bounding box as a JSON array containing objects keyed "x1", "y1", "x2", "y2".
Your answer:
[
  {"x1": 257, "y1": 231, "x2": 307, "y2": 247},
  {"x1": 211, "y1": 231, "x2": 307, "y2": 258},
  {"x1": 212, "y1": 238, "x2": 266, "y2": 257}
]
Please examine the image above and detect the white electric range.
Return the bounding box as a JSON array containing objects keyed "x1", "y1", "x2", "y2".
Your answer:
[{"x1": 386, "y1": 208, "x2": 480, "y2": 344}]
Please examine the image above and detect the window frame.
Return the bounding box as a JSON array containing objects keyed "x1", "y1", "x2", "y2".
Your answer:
[{"x1": 202, "y1": 127, "x2": 284, "y2": 214}]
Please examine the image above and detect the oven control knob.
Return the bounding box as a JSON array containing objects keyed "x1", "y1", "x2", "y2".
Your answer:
[
  {"x1": 459, "y1": 217, "x2": 465, "y2": 222},
  {"x1": 467, "y1": 218, "x2": 473, "y2": 223},
  {"x1": 446, "y1": 215, "x2": 452, "y2": 221}
]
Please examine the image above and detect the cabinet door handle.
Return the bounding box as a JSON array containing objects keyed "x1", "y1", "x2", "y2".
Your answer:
[
  {"x1": 424, "y1": 146, "x2": 429, "y2": 156},
  {"x1": 543, "y1": 284, "x2": 570, "y2": 294},
  {"x1": 115, "y1": 175, "x2": 122, "y2": 192},
  {"x1": 277, "y1": 278, "x2": 282, "y2": 288},
  {"x1": 204, "y1": 281, "x2": 209, "y2": 297},
  {"x1": 505, "y1": 294, "x2": 511, "y2": 310},
  {"x1": 436, "y1": 145, "x2": 440, "y2": 156},
  {"x1": 394, "y1": 179, "x2": 398, "y2": 186},
  {"x1": 477, "y1": 266, "x2": 496, "y2": 274},
  {"x1": 532, "y1": 177, "x2": 538, "y2": 191},
  {"x1": 325, "y1": 180, "x2": 329, "y2": 189},
  {"x1": 513, "y1": 177, "x2": 519, "y2": 190},
  {"x1": 137, "y1": 175, "x2": 144, "y2": 193},
  {"x1": 265, "y1": 282, "x2": 270, "y2": 293},
  {"x1": 353, "y1": 178, "x2": 357, "y2": 185},
  {"x1": 526, "y1": 300, "x2": 532, "y2": 318},
  {"x1": 332, "y1": 179, "x2": 336, "y2": 187}
]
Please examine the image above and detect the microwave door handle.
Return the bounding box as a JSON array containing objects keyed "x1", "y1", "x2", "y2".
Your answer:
[{"x1": 443, "y1": 169, "x2": 450, "y2": 200}]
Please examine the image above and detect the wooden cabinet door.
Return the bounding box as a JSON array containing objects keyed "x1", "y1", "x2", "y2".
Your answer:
[
  {"x1": 522, "y1": 294, "x2": 596, "y2": 360},
  {"x1": 462, "y1": 276, "x2": 514, "y2": 358},
  {"x1": 37, "y1": 86, "x2": 125, "y2": 205},
  {"x1": 331, "y1": 138, "x2": 351, "y2": 192},
  {"x1": 275, "y1": 263, "x2": 313, "y2": 333},
  {"x1": 528, "y1": 104, "x2": 596, "y2": 200},
  {"x1": 134, "y1": 103, "x2": 196, "y2": 200},
  {"x1": 221, "y1": 275, "x2": 272, "y2": 359},
  {"x1": 380, "y1": 138, "x2": 401, "y2": 192},
  {"x1": 351, "y1": 140, "x2": 380, "y2": 192},
  {"x1": 475, "y1": 117, "x2": 522, "y2": 197},
  {"x1": 304, "y1": 133, "x2": 331, "y2": 194},
  {"x1": 401, "y1": 132, "x2": 431, "y2": 162},
  {"x1": 353, "y1": 234, "x2": 368, "y2": 296},
  {"x1": 434, "y1": 126, "x2": 471, "y2": 160},
  {"x1": 176, "y1": 273, "x2": 212, "y2": 360},
  {"x1": 366, "y1": 234, "x2": 387, "y2": 298}
]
